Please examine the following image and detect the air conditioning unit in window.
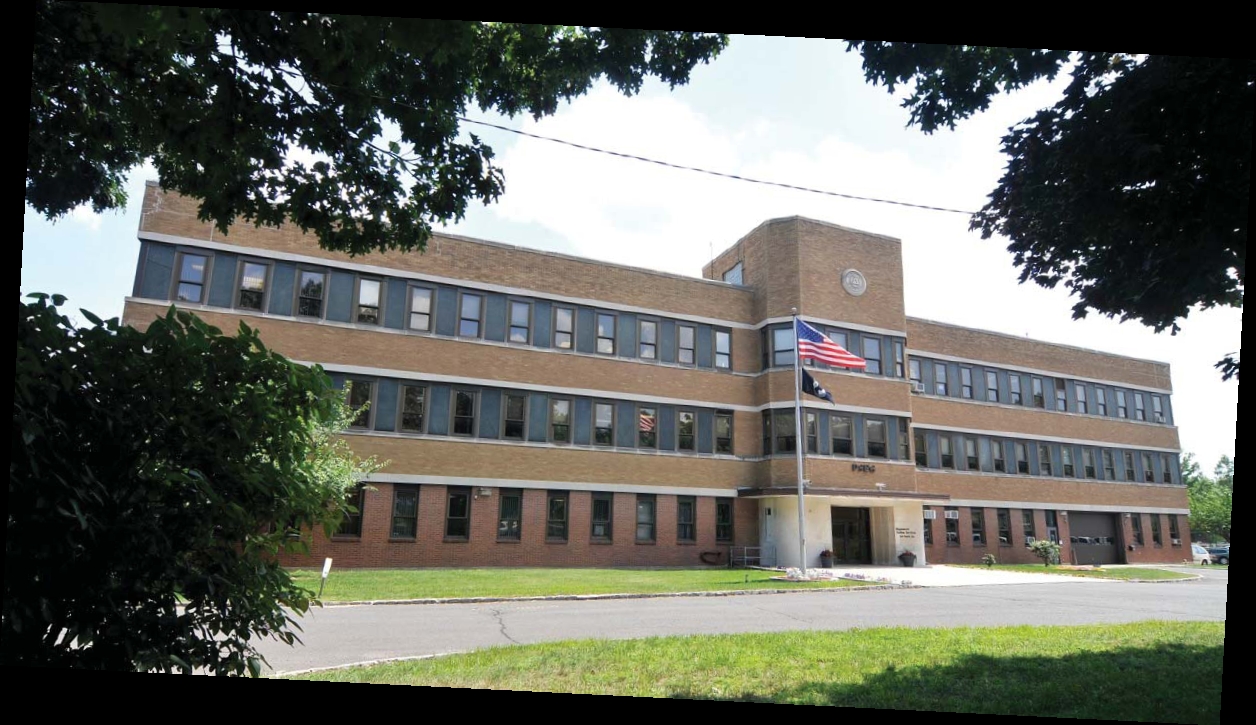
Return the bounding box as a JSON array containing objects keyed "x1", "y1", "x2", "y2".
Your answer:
[
  {"x1": 911, "y1": 382, "x2": 926, "y2": 394},
  {"x1": 944, "y1": 510, "x2": 960, "y2": 520},
  {"x1": 1171, "y1": 538, "x2": 1182, "y2": 546},
  {"x1": 923, "y1": 510, "x2": 937, "y2": 520}
]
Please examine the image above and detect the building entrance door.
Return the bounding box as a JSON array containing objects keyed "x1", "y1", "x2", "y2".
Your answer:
[{"x1": 831, "y1": 507, "x2": 872, "y2": 564}]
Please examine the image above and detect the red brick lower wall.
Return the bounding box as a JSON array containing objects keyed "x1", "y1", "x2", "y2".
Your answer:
[{"x1": 280, "y1": 484, "x2": 760, "y2": 568}]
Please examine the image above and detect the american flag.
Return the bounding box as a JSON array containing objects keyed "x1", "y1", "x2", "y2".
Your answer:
[
  {"x1": 796, "y1": 319, "x2": 866, "y2": 369},
  {"x1": 639, "y1": 411, "x2": 656, "y2": 432}
]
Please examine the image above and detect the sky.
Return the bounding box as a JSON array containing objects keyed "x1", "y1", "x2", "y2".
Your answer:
[{"x1": 20, "y1": 35, "x2": 1240, "y2": 472}]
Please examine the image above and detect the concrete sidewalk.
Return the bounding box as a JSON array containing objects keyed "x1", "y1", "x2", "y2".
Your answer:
[{"x1": 832, "y1": 565, "x2": 1104, "y2": 587}]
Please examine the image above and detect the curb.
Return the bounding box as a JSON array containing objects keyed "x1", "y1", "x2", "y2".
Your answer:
[
  {"x1": 275, "y1": 652, "x2": 470, "y2": 678},
  {"x1": 317, "y1": 582, "x2": 908, "y2": 607}
]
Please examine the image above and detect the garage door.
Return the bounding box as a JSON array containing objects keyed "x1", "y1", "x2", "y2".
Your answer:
[{"x1": 1069, "y1": 512, "x2": 1121, "y2": 565}]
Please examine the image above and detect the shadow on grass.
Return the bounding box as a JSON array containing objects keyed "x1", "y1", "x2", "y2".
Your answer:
[{"x1": 672, "y1": 643, "x2": 1224, "y2": 724}]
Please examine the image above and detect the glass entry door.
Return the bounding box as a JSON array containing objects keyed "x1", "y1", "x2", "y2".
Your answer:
[{"x1": 831, "y1": 507, "x2": 872, "y2": 564}]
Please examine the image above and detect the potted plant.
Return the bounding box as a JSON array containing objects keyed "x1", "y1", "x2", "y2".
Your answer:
[
  {"x1": 898, "y1": 549, "x2": 917, "y2": 567},
  {"x1": 819, "y1": 549, "x2": 834, "y2": 568}
]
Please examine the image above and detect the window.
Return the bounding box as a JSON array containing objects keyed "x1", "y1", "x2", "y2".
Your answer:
[
  {"x1": 399, "y1": 384, "x2": 426, "y2": 433},
  {"x1": 909, "y1": 359, "x2": 922, "y2": 387},
  {"x1": 638, "y1": 407, "x2": 658, "y2": 448},
  {"x1": 722, "y1": 262, "x2": 743, "y2": 285},
  {"x1": 935, "y1": 363, "x2": 949, "y2": 396},
  {"x1": 174, "y1": 252, "x2": 209, "y2": 303},
  {"x1": 1039, "y1": 444, "x2": 1053, "y2": 476},
  {"x1": 1150, "y1": 514, "x2": 1162, "y2": 546},
  {"x1": 716, "y1": 500, "x2": 734, "y2": 543},
  {"x1": 1095, "y1": 388, "x2": 1108, "y2": 416},
  {"x1": 677, "y1": 496, "x2": 696, "y2": 542},
  {"x1": 1152, "y1": 396, "x2": 1165, "y2": 423},
  {"x1": 1009, "y1": 374, "x2": 1023, "y2": 405},
  {"x1": 762, "y1": 411, "x2": 772, "y2": 456},
  {"x1": 238, "y1": 261, "x2": 269, "y2": 311},
  {"x1": 347, "y1": 380, "x2": 372, "y2": 429},
  {"x1": 445, "y1": 487, "x2": 470, "y2": 539},
  {"x1": 986, "y1": 371, "x2": 1000, "y2": 402},
  {"x1": 550, "y1": 398, "x2": 572, "y2": 443},
  {"x1": 678, "y1": 410, "x2": 696, "y2": 451},
  {"x1": 971, "y1": 508, "x2": 986, "y2": 546},
  {"x1": 391, "y1": 485, "x2": 419, "y2": 539},
  {"x1": 1045, "y1": 511, "x2": 1060, "y2": 544},
  {"x1": 1102, "y1": 449, "x2": 1116, "y2": 480},
  {"x1": 773, "y1": 409, "x2": 796, "y2": 454},
  {"x1": 678, "y1": 325, "x2": 696, "y2": 365},
  {"x1": 1130, "y1": 514, "x2": 1144, "y2": 545},
  {"x1": 503, "y1": 393, "x2": 527, "y2": 440},
  {"x1": 898, "y1": 419, "x2": 910, "y2": 460},
  {"x1": 716, "y1": 330, "x2": 732, "y2": 369},
  {"x1": 546, "y1": 491, "x2": 568, "y2": 541},
  {"x1": 1141, "y1": 453, "x2": 1155, "y2": 482},
  {"x1": 1061, "y1": 447, "x2": 1075, "y2": 477},
  {"x1": 992, "y1": 440, "x2": 1006, "y2": 473},
  {"x1": 553, "y1": 307, "x2": 574, "y2": 350},
  {"x1": 408, "y1": 286, "x2": 433, "y2": 331},
  {"x1": 997, "y1": 509, "x2": 1013, "y2": 546},
  {"x1": 357, "y1": 278, "x2": 381, "y2": 324},
  {"x1": 773, "y1": 327, "x2": 795, "y2": 367},
  {"x1": 1134, "y1": 393, "x2": 1146, "y2": 421},
  {"x1": 805, "y1": 412, "x2": 818, "y2": 454},
  {"x1": 458, "y1": 293, "x2": 482, "y2": 338},
  {"x1": 497, "y1": 490, "x2": 521, "y2": 540},
  {"x1": 297, "y1": 270, "x2": 326, "y2": 318},
  {"x1": 863, "y1": 337, "x2": 882, "y2": 375},
  {"x1": 452, "y1": 390, "x2": 476, "y2": 436},
  {"x1": 761, "y1": 329, "x2": 770, "y2": 370},
  {"x1": 1032, "y1": 378, "x2": 1046, "y2": 408},
  {"x1": 1169, "y1": 515, "x2": 1180, "y2": 544},
  {"x1": 893, "y1": 341, "x2": 905, "y2": 378},
  {"x1": 593, "y1": 403, "x2": 614, "y2": 446},
  {"x1": 636, "y1": 495, "x2": 656, "y2": 542},
  {"x1": 1022, "y1": 510, "x2": 1037, "y2": 543},
  {"x1": 960, "y1": 367, "x2": 974, "y2": 398},
  {"x1": 914, "y1": 429, "x2": 928, "y2": 467},
  {"x1": 591, "y1": 493, "x2": 613, "y2": 540},
  {"x1": 944, "y1": 508, "x2": 959, "y2": 545},
  {"x1": 508, "y1": 300, "x2": 531, "y2": 344},
  {"x1": 1123, "y1": 452, "x2": 1136, "y2": 481},
  {"x1": 939, "y1": 436, "x2": 954, "y2": 469},
  {"x1": 1116, "y1": 390, "x2": 1128, "y2": 418},
  {"x1": 336, "y1": 485, "x2": 366, "y2": 537},
  {"x1": 1161, "y1": 454, "x2": 1175, "y2": 484},
  {"x1": 922, "y1": 510, "x2": 933, "y2": 545},
  {"x1": 639, "y1": 320, "x2": 657, "y2": 359},
  {"x1": 1075, "y1": 384, "x2": 1088, "y2": 414},
  {"x1": 596, "y1": 313, "x2": 616, "y2": 354},
  {"x1": 1054, "y1": 379, "x2": 1068, "y2": 411},
  {"x1": 1015, "y1": 442, "x2": 1029, "y2": 474},
  {"x1": 964, "y1": 437, "x2": 978, "y2": 470},
  {"x1": 715, "y1": 411, "x2": 733, "y2": 454},
  {"x1": 1083, "y1": 449, "x2": 1097, "y2": 479}
]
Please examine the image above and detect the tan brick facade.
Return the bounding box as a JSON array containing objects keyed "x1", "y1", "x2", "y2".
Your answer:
[{"x1": 126, "y1": 187, "x2": 1189, "y2": 568}]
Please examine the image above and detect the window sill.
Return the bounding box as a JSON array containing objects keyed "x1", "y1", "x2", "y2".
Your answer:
[
  {"x1": 678, "y1": 540, "x2": 696, "y2": 546},
  {"x1": 388, "y1": 537, "x2": 417, "y2": 543},
  {"x1": 635, "y1": 540, "x2": 656, "y2": 545},
  {"x1": 591, "y1": 538, "x2": 614, "y2": 545},
  {"x1": 330, "y1": 536, "x2": 361, "y2": 542},
  {"x1": 442, "y1": 537, "x2": 469, "y2": 544},
  {"x1": 496, "y1": 538, "x2": 521, "y2": 544},
  {"x1": 545, "y1": 538, "x2": 569, "y2": 545}
]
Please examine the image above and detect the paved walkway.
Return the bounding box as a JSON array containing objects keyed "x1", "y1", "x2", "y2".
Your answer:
[{"x1": 833, "y1": 564, "x2": 1105, "y2": 587}]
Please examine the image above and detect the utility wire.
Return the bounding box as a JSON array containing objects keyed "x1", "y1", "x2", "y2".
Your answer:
[{"x1": 457, "y1": 116, "x2": 979, "y2": 216}]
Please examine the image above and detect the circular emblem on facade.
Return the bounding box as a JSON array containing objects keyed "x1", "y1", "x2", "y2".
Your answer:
[{"x1": 841, "y1": 268, "x2": 868, "y2": 297}]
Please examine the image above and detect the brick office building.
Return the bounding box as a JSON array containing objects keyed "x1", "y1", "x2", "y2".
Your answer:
[{"x1": 122, "y1": 184, "x2": 1191, "y2": 569}]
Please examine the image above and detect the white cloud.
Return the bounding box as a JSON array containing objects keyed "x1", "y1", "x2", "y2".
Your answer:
[{"x1": 68, "y1": 204, "x2": 103, "y2": 232}]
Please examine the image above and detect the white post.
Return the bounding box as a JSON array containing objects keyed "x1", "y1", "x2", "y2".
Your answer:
[{"x1": 792, "y1": 309, "x2": 807, "y2": 575}]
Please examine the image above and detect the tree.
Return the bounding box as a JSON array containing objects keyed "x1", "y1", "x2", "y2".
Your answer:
[
  {"x1": 28, "y1": 7, "x2": 727, "y2": 256},
  {"x1": 847, "y1": 45, "x2": 1250, "y2": 380},
  {"x1": 1028, "y1": 539, "x2": 1061, "y2": 567},
  {"x1": 7, "y1": 294, "x2": 381, "y2": 675},
  {"x1": 1184, "y1": 454, "x2": 1233, "y2": 543}
]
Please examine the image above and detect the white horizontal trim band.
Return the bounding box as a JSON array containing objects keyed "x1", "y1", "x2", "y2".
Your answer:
[
  {"x1": 913, "y1": 423, "x2": 1181, "y2": 454},
  {"x1": 757, "y1": 315, "x2": 905, "y2": 338},
  {"x1": 759, "y1": 401, "x2": 913, "y2": 418},
  {"x1": 906, "y1": 348, "x2": 1173, "y2": 395},
  {"x1": 942, "y1": 499, "x2": 1190, "y2": 516},
  {"x1": 363, "y1": 473, "x2": 736, "y2": 498},
  {"x1": 910, "y1": 390, "x2": 1177, "y2": 430},
  {"x1": 345, "y1": 429, "x2": 750, "y2": 461}
]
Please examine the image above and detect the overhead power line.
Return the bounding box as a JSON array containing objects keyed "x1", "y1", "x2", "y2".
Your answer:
[{"x1": 457, "y1": 116, "x2": 979, "y2": 216}]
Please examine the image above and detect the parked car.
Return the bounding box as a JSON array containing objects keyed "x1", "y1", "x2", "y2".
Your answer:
[
  {"x1": 1206, "y1": 546, "x2": 1229, "y2": 565},
  {"x1": 1191, "y1": 544, "x2": 1211, "y2": 565}
]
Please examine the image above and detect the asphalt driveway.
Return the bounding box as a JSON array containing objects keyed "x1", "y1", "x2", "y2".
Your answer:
[{"x1": 260, "y1": 566, "x2": 1227, "y2": 675}]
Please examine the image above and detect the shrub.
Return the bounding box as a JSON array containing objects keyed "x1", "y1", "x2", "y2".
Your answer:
[{"x1": 1028, "y1": 540, "x2": 1062, "y2": 567}]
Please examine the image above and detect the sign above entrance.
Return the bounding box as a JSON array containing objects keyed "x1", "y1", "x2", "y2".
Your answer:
[{"x1": 851, "y1": 463, "x2": 876, "y2": 473}]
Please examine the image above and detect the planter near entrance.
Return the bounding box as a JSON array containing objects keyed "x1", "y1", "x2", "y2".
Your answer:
[
  {"x1": 898, "y1": 550, "x2": 917, "y2": 567},
  {"x1": 819, "y1": 550, "x2": 834, "y2": 568}
]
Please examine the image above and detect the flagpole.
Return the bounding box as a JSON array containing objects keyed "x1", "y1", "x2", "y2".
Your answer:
[{"x1": 791, "y1": 308, "x2": 808, "y2": 576}]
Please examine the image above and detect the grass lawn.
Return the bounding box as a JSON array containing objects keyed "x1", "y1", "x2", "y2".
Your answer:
[
  {"x1": 289, "y1": 567, "x2": 865, "y2": 601},
  {"x1": 290, "y1": 621, "x2": 1224, "y2": 723},
  {"x1": 955, "y1": 564, "x2": 1195, "y2": 580}
]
